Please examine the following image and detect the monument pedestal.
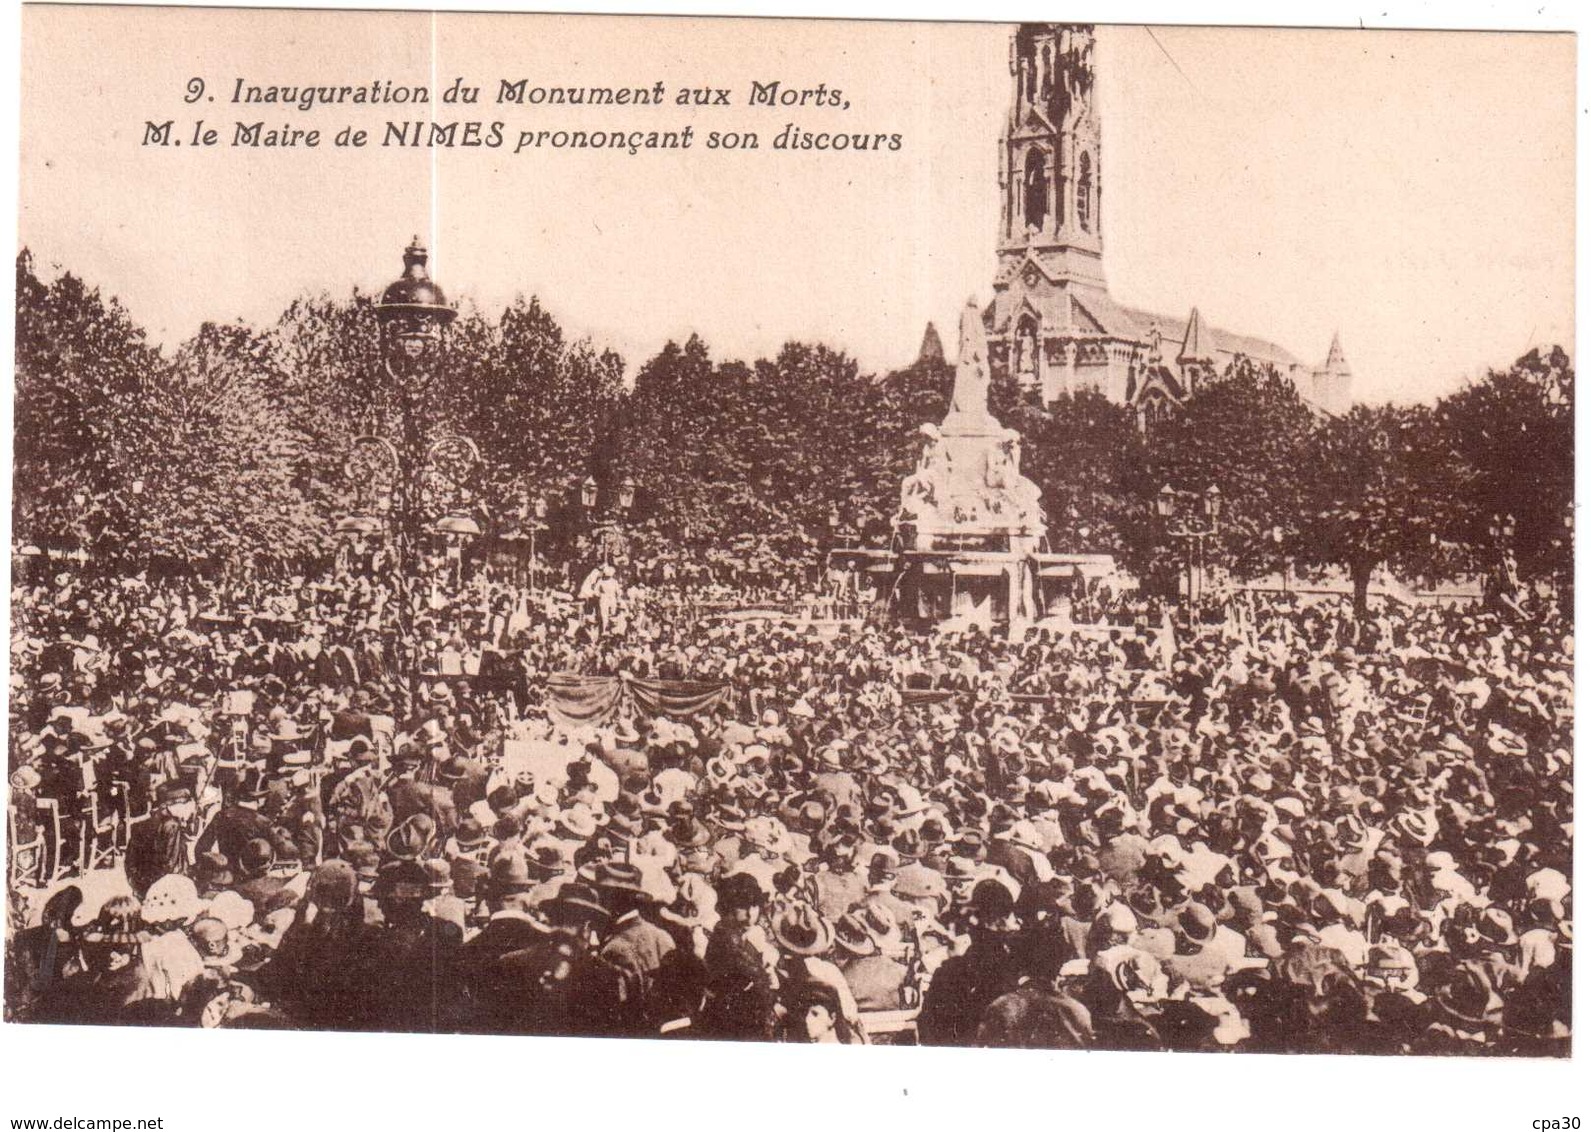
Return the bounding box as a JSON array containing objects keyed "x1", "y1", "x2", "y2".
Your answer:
[
  {"x1": 831, "y1": 546, "x2": 1116, "y2": 633},
  {"x1": 827, "y1": 299, "x2": 1114, "y2": 636}
]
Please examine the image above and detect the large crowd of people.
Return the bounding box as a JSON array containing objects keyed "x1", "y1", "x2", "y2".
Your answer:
[{"x1": 5, "y1": 554, "x2": 1573, "y2": 1055}]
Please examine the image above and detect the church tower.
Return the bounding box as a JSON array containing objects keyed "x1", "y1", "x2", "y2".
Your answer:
[
  {"x1": 975, "y1": 22, "x2": 1324, "y2": 416},
  {"x1": 998, "y1": 24, "x2": 1104, "y2": 287},
  {"x1": 1309, "y1": 331, "x2": 1353, "y2": 415},
  {"x1": 987, "y1": 25, "x2": 1131, "y2": 405}
]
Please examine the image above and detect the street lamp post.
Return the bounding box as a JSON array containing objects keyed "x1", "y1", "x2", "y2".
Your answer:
[
  {"x1": 372, "y1": 238, "x2": 458, "y2": 638},
  {"x1": 1155, "y1": 483, "x2": 1222, "y2": 609},
  {"x1": 500, "y1": 490, "x2": 548, "y2": 592},
  {"x1": 529, "y1": 495, "x2": 548, "y2": 593},
  {"x1": 356, "y1": 238, "x2": 485, "y2": 718},
  {"x1": 581, "y1": 475, "x2": 638, "y2": 565},
  {"x1": 1270, "y1": 524, "x2": 1291, "y2": 597},
  {"x1": 1487, "y1": 511, "x2": 1519, "y2": 610}
]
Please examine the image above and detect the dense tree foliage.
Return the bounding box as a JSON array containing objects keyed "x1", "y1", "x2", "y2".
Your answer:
[
  {"x1": 12, "y1": 249, "x2": 1573, "y2": 610},
  {"x1": 13, "y1": 251, "x2": 155, "y2": 557},
  {"x1": 1432, "y1": 346, "x2": 1574, "y2": 586}
]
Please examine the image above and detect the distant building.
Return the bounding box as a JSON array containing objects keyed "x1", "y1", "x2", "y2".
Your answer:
[{"x1": 982, "y1": 23, "x2": 1353, "y2": 423}]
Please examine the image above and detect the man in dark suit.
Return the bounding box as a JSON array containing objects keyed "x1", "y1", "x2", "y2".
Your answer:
[
  {"x1": 593, "y1": 862, "x2": 676, "y2": 1036},
  {"x1": 386, "y1": 747, "x2": 460, "y2": 838},
  {"x1": 698, "y1": 872, "x2": 776, "y2": 1041},
  {"x1": 193, "y1": 773, "x2": 279, "y2": 873},
  {"x1": 919, "y1": 880, "x2": 1026, "y2": 1047},
  {"x1": 454, "y1": 848, "x2": 552, "y2": 1034},
  {"x1": 350, "y1": 859, "x2": 465, "y2": 1032},
  {"x1": 123, "y1": 781, "x2": 195, "y2": 897},
  {"x1": 976, "y1": 929, "x2": 1092, "y2": 1049}
]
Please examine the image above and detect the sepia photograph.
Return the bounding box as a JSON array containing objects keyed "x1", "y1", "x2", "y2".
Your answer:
[{"x1": 2, "y1": 1, "x2": 1578, "y2": 1114}]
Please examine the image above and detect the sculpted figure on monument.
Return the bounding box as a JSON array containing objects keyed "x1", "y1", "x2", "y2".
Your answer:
[
  {"x1": 984, "y1": 445, "x2": 1009, "y2": 490},
  {"x1": 894, "y1": 295, "x2": 1048, "y2": 545},
  {"x1": 949, "y1": 298, "x2": 993, "y2": 420}
]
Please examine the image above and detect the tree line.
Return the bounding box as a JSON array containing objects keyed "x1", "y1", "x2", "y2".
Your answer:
[{"x1": 13, "y1": 250, "x2": 1572, "y2": 610}]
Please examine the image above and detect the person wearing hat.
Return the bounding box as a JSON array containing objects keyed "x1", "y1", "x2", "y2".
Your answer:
[
  {"x1": 1355, "y1": 939, "x2": 1430, "y2": 1052},
  {"x1": 642, "y1": 873, "x2": 714, "y2": 1036},
  {"x1": 975, "y1": 928, "x2": 1092, "y2": 1049},
  {"x1": 699, "y1": 872, "x2": 777, "y2": 1041},
  {"x1": 893, "y1": 853, "x2": 950, "y2": 921},
  {"x1": 230, "y1": 836, "x2": 292, "y2": 920},
  {"x1": 265, "y1": 769, "x2": 325, "y2": 874},
  {"x1": 658, "y1": 873, "x2": 720, "y2": 961},
  {"x1": 918, "y1": 879, "x2": 1025, "y2": 1047},
  {"x1": 34, "y1": 894, "x2": 154, "y2": 1027},
  {"x1": 253, "y1": 859, "x2": 372, "y2": 1030},
  {"x1": 453, "y1": 847, "x2": 557, "y2": 1034},
  {"x1": 1412, "y1": 960, "x2": 1505, "y2": 1054},
  {"x1": 438, "y1": 748, "x2": 492, "y2": 813},
  {"x1": 834, "y1": 909, "x2": 909, "y2": 1012},
  {"x1": 1090, "y1": 929, "x2": 1177, "y2": 1037},
  {"x1": 123, "y1": 780, "x2": 197, "y2": 898},
  {"x1": 1496, "y1": 963, "x2": 1572, "y2": 1057},
  {"x1": 809, "y1": 833, "x2": 867, "y2": 922},
  {"x1": 778, "y1": 973, "x2": 865, "y2": 1045},
  {"x1": 1223, "y1": 886, "x2": 1285, "y2": 962},
  {"x1": 327, "y1": 739, "x2": 392, "y2": 849},
  {"x1": 340, "y1": 840, "x2": 385, "y2": 927},
  {"x1": 7, "y1": 884, "x2": 85, "y2": 1022},
  {"x1": 986, "y1": 817, "x2": 1057, "y2": 892},
  {"x1": 813, "y1": 741, "x2": 864, "y2": 815},
  {"x1": 444, "y1": 815, "x2": 495, "y2": 864},
  {"x1": 350, "y1": 858, "x2": 466, "y2": 1032},
  {"x1": 662, "y1": 801, "x2": 714, "y2": 861},
  {"x1": 772, "y1": 901, "x2": 866, "y2": 1045},
  {"x1": 590, "y1": 860, "x2": 677, "y2": 1036},
  {"x1": 136, "y1": 874, "x2": 207, "y2": 1008},
  {"x1": 860, "y1": 849, "x2": 917, "y2": 933},
  {"x1": 194, "y1": 772, "x2": 281, "y2": 878},
  {"x1": 318, "y1": 734, "x2": 372, "y2": 804},
  {"x1": 385, "y1": 761, "x2": 460, "y2": 842},
  {"x1": 1164, "y1": 902, "x2": 1234, "y2": 992},
  {"x1": 484, "y1": 882, "x2": 626, "y2": 1038}
]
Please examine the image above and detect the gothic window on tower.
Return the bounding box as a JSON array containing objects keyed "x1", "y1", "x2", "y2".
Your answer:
[
  {"x1": 1077, "y1": 151, "x2": 1093, "y2": 232},
  {"x1": 1023, "y1": 148, "x2": 1049, "y2": 233}
]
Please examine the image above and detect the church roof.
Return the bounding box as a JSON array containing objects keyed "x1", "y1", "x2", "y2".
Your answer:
[
  {"x1": 985, "y1": 267, "x2": 1305, "y2": 374},
  {"x1": 1120, "y1": 303, "x2": 1302, "y2": 372},
  {"x1": 1071, "y1": 288, "x2": 1305, "y2": 374},
  {"x1": 1126, "y1": 363, "x2": 1185, "y2": 404}
]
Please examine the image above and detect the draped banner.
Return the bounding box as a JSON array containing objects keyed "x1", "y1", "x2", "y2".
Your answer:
[
  {"x1": 546, "y1": 673, "x2": 730, "y2": 730},
  {"x1": 629, "y1": 678, "x2": 732, "y2": 720},
  {"x1": 546, "y1": 674, "x2": 626, "y2": 729}
]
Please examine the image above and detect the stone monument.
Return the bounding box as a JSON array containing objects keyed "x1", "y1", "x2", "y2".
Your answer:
[
  {"x1": 896, "y1": 299, "x2": 1047, "y2": 557},
  {"x1": 829, "y1": 299, "x2": 1114, "y2": 634}
]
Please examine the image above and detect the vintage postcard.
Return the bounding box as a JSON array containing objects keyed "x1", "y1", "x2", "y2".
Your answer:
[{"x1": 6, "y1": 3, "x2": 1575, "y2": 1092}]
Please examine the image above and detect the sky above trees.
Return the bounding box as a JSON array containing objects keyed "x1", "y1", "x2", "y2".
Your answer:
[{"x1": 18, "y1": 8, "x2": 1574, "y2": 406}]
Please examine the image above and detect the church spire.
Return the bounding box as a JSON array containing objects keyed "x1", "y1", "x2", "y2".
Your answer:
[
  {"x1": 1323, "y1": 330, "x2": 1349, "y2": 372},
  {"x1": 1309, "y1": 330, "x2": 1353, "y2": 415},
  {"x1": 917, "y1": 321, "x2": 946, "y2": 365},
  {"x1": 1178, "y1": 307, "x2": 1214, "y2": 362}
]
